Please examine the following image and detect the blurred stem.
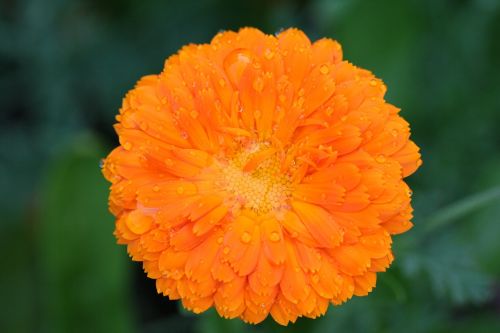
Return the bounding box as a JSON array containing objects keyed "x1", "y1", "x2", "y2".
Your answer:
[{"x1": 421, "y1": 185, "x2": 500, "y2": 235}]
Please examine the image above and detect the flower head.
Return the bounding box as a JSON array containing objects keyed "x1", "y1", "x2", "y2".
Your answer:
[{"x1": 102, "y1": 27, "x2": 421, "y2": 325}]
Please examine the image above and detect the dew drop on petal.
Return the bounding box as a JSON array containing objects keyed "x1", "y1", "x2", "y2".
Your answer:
[
  {"x1": 253, "y1": 77, "x2": 264, "y2": 92},
  {"x1": 254, "y1": 110, "x2": 262, "y2": 120},
  {"x1": 319, "y1": 64, "x2": 329, "y2": 75},
  {"x1": 224, "y1": 48, "x2": 252, "y2": 86},
  {"x1": 376, "y1": 154, "x2": 386, "y2": 163},
  {"x1": 176, "y1": 186, "x2": 185, "y2": 194},
  {"x1": 123, "y1": 142, "x2": 132, "y2": 150},
  {"x1": 269, "y1": 232, "x2": 281, "y2": 242},
  {"x1": 190, "y1": 110, "x2": 199, "y2": 119},
  {"x1": 241, "y1": 232, "x2": 252, "y2": 244},
  {"x1": 264, "y1": 49, "x2": 274, "y2": 60}
]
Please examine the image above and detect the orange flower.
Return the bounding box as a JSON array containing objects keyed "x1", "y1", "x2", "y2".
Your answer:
[{"x1": 102, "y1": 27, "x2": 421, "y2": 325}]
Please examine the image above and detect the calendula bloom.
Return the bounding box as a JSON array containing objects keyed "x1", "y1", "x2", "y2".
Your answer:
[{"x1": 102, "y1": 27, "x2": 421, "y2": 325}]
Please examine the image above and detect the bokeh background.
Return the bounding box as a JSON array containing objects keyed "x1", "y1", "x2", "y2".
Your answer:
[{"x1": 2, "y1": 0, "x2": 500, "y2": 332}]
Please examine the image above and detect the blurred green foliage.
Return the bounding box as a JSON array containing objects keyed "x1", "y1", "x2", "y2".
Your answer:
[{"x1": 1, "y1": 0, "x2": 500, "y2": 332}]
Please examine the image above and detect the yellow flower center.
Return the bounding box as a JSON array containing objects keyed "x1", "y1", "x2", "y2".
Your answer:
[{"x1": 219, "y1": 143, "x2": 292, "y2": 214}]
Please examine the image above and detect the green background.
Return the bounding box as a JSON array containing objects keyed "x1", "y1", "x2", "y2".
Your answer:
[{"x1": 2, "y1": 0, "x2": 500, "y2": 332}]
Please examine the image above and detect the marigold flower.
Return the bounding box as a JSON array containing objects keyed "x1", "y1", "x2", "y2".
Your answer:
[{"x1": 102, "y1": 27, "x2": 421, "y2": 325}]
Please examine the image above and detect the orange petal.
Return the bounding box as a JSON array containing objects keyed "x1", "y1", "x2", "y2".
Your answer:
[
  {"x1": 192, "y1": 205, "x2": 228, "y2": 236},
  {"x1": 311, "y1": 38, "x2": 343, "y2": 65},
  {"x1": 277, "y1": 28, "x2": 312, "y2": 90},
  {"x1": 170, "y1": 224, "x2": 208, "y2": 251},
  {"x1": 353, "y1": 271, "x2": 377, "y2": 296},
  {"x1": 261, "y1": 217, "x2": 286, "y2": 265},
  {"x1": 279, "y1": 242, "x2": 309, "y2": 304},
  {"x1": 291, "y1": 201, "x2": 343, "y2": 248},
  {"x1": 223, "y1": 215, "x2": 261, "y2": 276},
  {"x1": 331, "y1": 244, "x2": 371, "y2": 276},
  {"x1": 185, "y1": 233, "x2": 220, "y2": 282},
  {"x1": 158, "y1": 249, "x2": 189, "y2": 279}
]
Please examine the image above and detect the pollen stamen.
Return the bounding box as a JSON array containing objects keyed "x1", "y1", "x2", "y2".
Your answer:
[{"x1": 219, "y1": 143, "x2": 292, "y2": 214}]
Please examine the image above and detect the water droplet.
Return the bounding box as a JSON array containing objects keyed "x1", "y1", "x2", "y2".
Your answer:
[
  {"x1": 274, "y1": 27, "x2": 285, "y2": 36},
  {"x1": 176, "y1": 186, "x2": 185, "y2": 194},
  {"x1": 223, "y1": 48, "x2": 253, "y2": 86},
  {"x1": 180, "y1": 131, "x2": 189, "y2": 139},
  {"x1": 223, "y1": 246, "x2": 230, "y2": 254},
  {"x1": 153, "y1": 185, "x2": 160, "y2": 192},
  {"x1": 218, "y1": 79, "x2": 226, "y2": 87},
  {"x1": 376, "y1": 154, "x2": 386, "y2": 163},
  {"x1": 370, "y1": 79, "x2": 377, "y2": 87},
  {"x1": 190, "y1": 110, "x2": 199, "y2": 119},
  {"x1": 217, "y1": 236, "x2": 223, "y2": 244},
  {"x1": 241, "y1": 232, "x2": 252, "y2": 244},
  {"x1": 264, "y1": 49, "x2": 274, "y2": 60},
  {"x1": 278, "y1": 94, "x2": 287, "y2": 103},
  {"x1": 123, "y1": 142, "x2": 132, "y2": 150},
  {"x1": 254, "y1": 110, "x2": 261, "y2": 119},
  {"x1": 269, "y1": 232, "x2": 281, "y2": 242},
  {"x1": 391, "y1": 129, "x2": 398, "y2": 137},
  {"x1": 253, "y1": 77, "x2": 264, "y2": 92},
  {"x1": 407, "y1": 190, "x2": 413, "y2": 197},
  {"x1": 319, "y1": 64, "x2": 329, "y2": 75},
  {"x1": 99, "y1": 158, "x2": 105, "y2": 169}
]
